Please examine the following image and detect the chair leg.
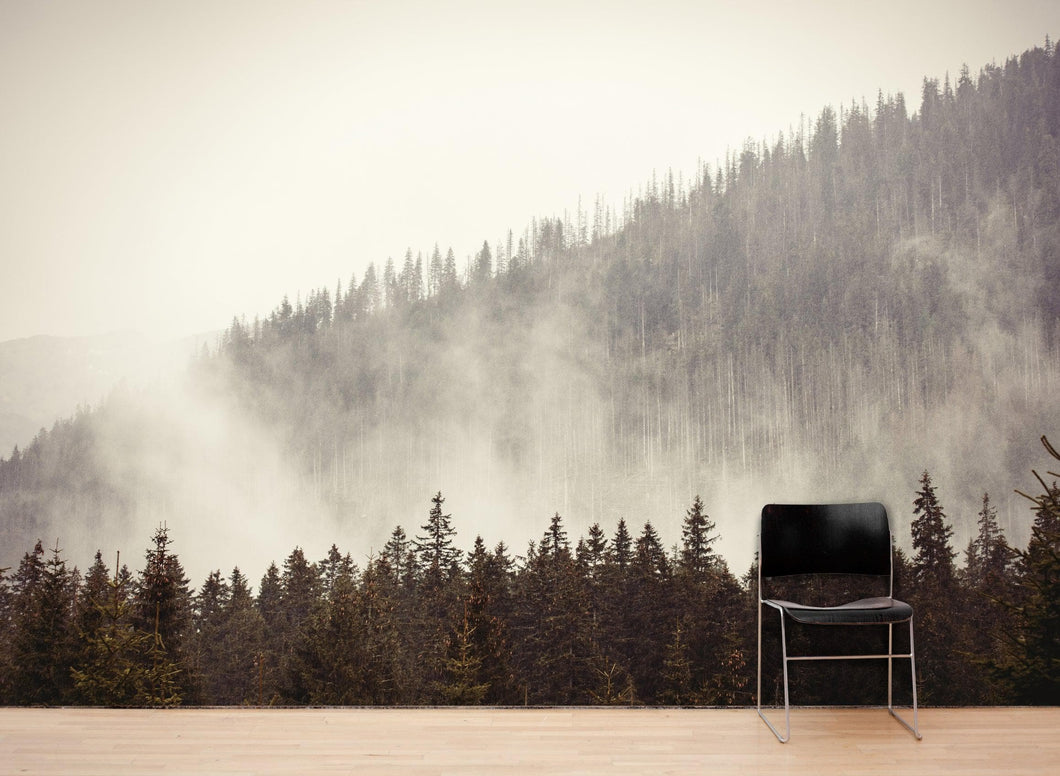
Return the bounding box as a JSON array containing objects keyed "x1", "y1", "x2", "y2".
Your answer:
[
  {"x1": 887, "y1": 618, "x2": 922, "y2": 740},
  {"x1": 757, "y1": 605, "x2": 790, "y2": 743},
  {"x1": 888, "y1": 623, "x2": 893, "y2": 709}
]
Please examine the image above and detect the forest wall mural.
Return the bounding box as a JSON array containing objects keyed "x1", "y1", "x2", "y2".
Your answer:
[{"x1": 0, "y1": 42, "x2": 1058, "y2": 707}]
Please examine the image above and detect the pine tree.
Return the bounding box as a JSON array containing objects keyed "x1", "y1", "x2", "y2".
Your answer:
[
  {"x1": 512, "y1": 513, "x2": 594, "y2": 703},
  {"x1": 414, "y1": 492, "x2": 462, "y2": 583},
  {"x1": 376, "y1": 527, "x2": 419, "y2": 701},
  {"x1": 133, "y1": 525, "x2": 192, "y2": 706},
  {"x1": 383, "y1": 257, "x2": 398, "y2": 308},
  {"x1": 961, "y1": 493, "x2": 1017, "y2": 703},
  {"x1": 72, "y1": 552, "x2": 158, "y2": 706},
  {"x1": 319, "y1": 544, "x2": 355, "y2": 598},
  {"x1": 409, "y1": 494, "x2": 465, "y2": 702},
  {"x1": 593, "y1": 519, "x2": 635, "y2": 694},
  {"x1": 428, "y1": 244, "x2": 443, "y2": 298},
  {"x1": 191, "y1": 570, "x2": 231, "y2": 703},
  {"x1": 355, "y1": 558, "x2": 406, "y2": 704},
  {"x1": 11, "y1": 541, "x2": 45, "y2": 603},
  {"x1": 77, "y1": 551, "x2": 111, "y2": 638},
  {"x1": 381, "y1": 525, "x2": 416, "y2": 590},
  {"x1": 1000, "y1": 436, "x2": 1060, "y2": 703},
  {"x1": 580, "y1": 523, "x2": 608, "y2": 576},
  {"x1": 255, "y1": 561, "x2": 284, "y2": 701},
  {"x1": 361, "y1": 262, "x2": 380, "y2": 313},
  {"x1": 908, "y1": 472, "x2": 973, "y2": 704},
  {"x1": 284, "y1": 562, "x2": 363, "y2": 705},
  {"x1": 442, "y1": 248, "x2": 458, "y2": 293},
  {"x1": 634, "y1": 521, "x2": 669, "y2": 578},
  {"x1": 212, "y1": 568, "x2": 267, "y2": 706},
  {"x1": 401, "y1": 248, "x2": 416, "y2": 305},
  {"x1": 965, "y1": 492, "x2": 1012, "y2": 588},
  {"x1": 280, "y1": 547, "x2": 321, "y2": 636},
  {"x1": 610, "y1": 519, "x2": 632, "y2": 571},
  {"x1": 627, "y1": 522, "x2": 673, "y2": 702},
  {"x1": 541, "y1": 512, "x2": 570, "y2": 561},
  {"x1": 672, "y1": 497, "x2": 746, "y2": 706},
  {"x1": 275, "y1": 547, "x2": 322, "y2": 702},
  {"x1": 257, "y1": 562, "x2": 283, "y2": 631},
  {"x1": 911, "y1": 471, "x2": 956, "y2": 588},
  {"x1": 473, "y1": 240, "x2": 492, "y2": 284},
  {"x1": 679, "y1": 495, "x2": 718, "y2": 580},
  {"x1": 11, "y1": 540, "x2": 78, "y2": 704},
  {"x1": 459, "y1": 536, "x2": 516, "y2": 704}
]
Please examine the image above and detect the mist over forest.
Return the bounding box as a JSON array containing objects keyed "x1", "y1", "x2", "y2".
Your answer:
[{"x1": 1, "y1": 42, "x2": 1058, "y2": 585}]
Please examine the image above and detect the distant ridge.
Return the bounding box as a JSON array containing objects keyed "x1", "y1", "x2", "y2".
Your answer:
[{"x1": 0, "y1": 330, "x2": 217, "y2": 454}]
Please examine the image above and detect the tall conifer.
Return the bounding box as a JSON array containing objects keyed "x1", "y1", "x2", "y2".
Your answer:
[
  {"x1": 911, "y1": 471, "x2": 956, "y2": 588},
  {"x1": 1001, "y1": 436, "x2": 1060, "y2": 703}
]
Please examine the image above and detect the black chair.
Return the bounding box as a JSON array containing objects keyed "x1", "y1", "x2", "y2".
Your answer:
[{"x1": 756, "y1": 502, "x2": 921, "y2": 742}]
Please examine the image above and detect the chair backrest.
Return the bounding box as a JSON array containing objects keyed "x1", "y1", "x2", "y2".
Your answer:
[{"x1": 759, "y1": 502, "x2": 892, "y2": 579}]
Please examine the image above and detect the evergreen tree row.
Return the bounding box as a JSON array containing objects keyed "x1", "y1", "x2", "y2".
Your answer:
[{"x1": 2, "y1": 438, "x2": 1058, "y2": 707}]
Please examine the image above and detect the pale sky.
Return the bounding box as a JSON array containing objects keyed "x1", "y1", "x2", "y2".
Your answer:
[{"x1": 0, "y1": 0, "x2": 1055, "y2": 343}]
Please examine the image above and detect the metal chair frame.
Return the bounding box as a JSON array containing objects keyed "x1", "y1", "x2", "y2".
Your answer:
[{"x1": 755, "y1": 503, "x2": 922, "y2": 743}]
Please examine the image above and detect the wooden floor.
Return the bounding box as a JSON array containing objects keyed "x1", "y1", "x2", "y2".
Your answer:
[{"x1": 1, "y1": 706, "x2": 1057, "y2": 775}]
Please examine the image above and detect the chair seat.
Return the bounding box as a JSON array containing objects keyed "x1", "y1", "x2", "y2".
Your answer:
[{"x1": 766, "y1": 596, "x2": 914, "y2": 625}]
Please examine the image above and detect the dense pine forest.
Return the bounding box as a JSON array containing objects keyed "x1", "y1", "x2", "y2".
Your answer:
[
  {"x1": 0, "y1": 438, "x2": 1058, "y2": 706},
  {"x1": 0, "y1": 42, "x2": 1058, "y2": 705}
]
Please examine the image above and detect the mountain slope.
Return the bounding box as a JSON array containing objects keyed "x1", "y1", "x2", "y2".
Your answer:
[{"x1": 2, "y1": 44, "x2": 1058, "y2": 580}]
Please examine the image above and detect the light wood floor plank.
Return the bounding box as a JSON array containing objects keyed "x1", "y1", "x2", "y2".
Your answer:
[{"x1": 1, "y1": 707, "x2": 1057, "y2": 775}]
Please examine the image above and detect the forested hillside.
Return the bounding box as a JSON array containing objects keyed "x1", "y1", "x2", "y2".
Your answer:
[
  {"x1": 0, "y1": 42, "x2": 1058, "y2": 708},
  {"x1": 214, "y1": 41, "x2": 1058, "y2": 560},
  {"x1": 1, "y1": 42, "x2": 1058, "y2": 579}
]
